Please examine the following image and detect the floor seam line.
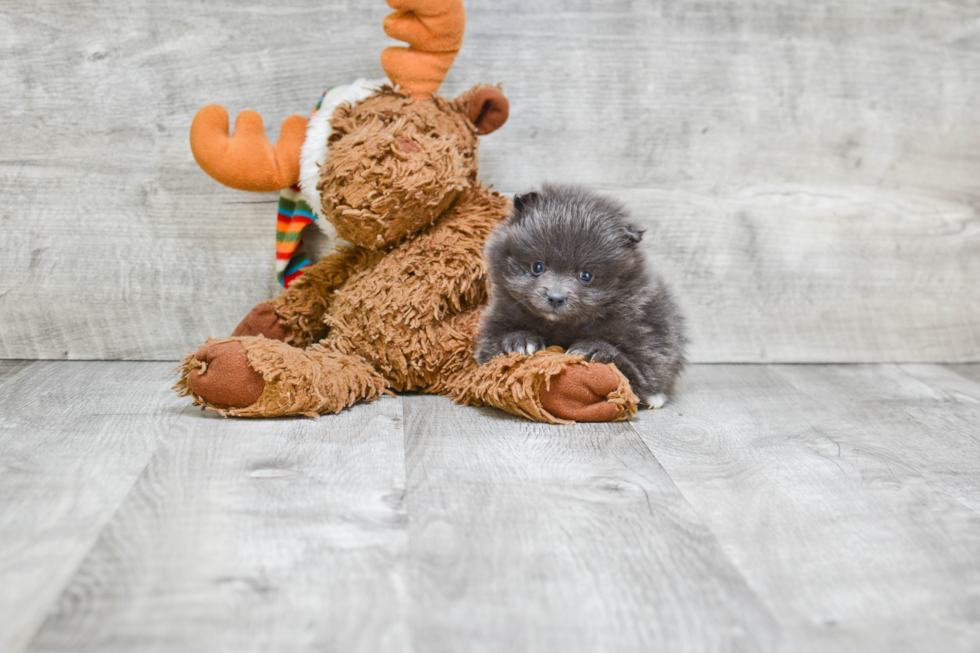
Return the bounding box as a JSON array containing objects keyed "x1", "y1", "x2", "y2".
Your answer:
[
  {"x1": 624, "y1": 408, "x2": 785, "y2": 642},
  {"x1": 19, "y1": 402, "x2": 192, "y2": 653}
]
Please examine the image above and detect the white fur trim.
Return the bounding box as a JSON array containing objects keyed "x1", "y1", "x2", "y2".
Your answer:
[{"x1": 298, "y1": 78, "x2": 387, "y2": 233}]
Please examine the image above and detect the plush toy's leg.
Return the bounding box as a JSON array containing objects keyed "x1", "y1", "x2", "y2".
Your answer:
[
  {"x1": 174, "y1": 337, "x2": 387, "y2": 417},
  {"x1": 226, "y1": 246, "x2": 374, "y2": 348},
  {"x1": 434, "y1": 311, "x2": 639, "y2": 424}
]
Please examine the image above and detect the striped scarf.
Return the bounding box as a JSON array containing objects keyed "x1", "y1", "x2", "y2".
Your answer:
[
  {"x1": 275, "y1": 89, "x2": 332, "y2": 287},
  {"x1": 275, "y1": 184, "x2": 318, "y2": 287}
]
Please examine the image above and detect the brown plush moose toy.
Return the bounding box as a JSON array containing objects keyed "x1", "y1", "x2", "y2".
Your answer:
[{"x1": 175, "y1": 0, "x2": 639, "y2": 423}]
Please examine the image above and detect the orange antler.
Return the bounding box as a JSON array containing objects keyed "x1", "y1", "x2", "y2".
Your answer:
[
  {"x1": 190, "y1": 105, "x2": 308, "y2": 192},
  {"x1": 381, "y1": 0, "x2": 465, "y2": 98}
]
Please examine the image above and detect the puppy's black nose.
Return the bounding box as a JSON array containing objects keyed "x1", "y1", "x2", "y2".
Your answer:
[{"x1": 547, "y1": 291, "x2": 566, "y2": 308}]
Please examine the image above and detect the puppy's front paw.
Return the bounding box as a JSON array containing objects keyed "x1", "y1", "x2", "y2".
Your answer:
[
  {"x1": 643, "y1": 392, "x2": 667, "y2": 409},
  {"x1": 501, "y1": 332, "x2": 546, "y2": 356},
  {"x1": 567, "y1": 339, "x2": 618, "y2": 364},
  {"x1": 475, "y1": 331, "x2": 546, "y2": 363}
]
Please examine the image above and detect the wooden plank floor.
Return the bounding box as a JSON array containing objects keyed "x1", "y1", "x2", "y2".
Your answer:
[{"x1": 2, "y1": 361, "x2": 979, "y2": 652}]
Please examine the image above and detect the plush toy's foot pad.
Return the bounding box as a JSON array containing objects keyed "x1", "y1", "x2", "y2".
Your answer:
[
  {"x1": 231, "y1": 302, "x2": 290, "y2": 341},
  {"x1": 539, "y1": 362, "x2": 624, "y2": 422},
  {"x1": 186, "y1": 340, "x2": 265, "y2": 408}
]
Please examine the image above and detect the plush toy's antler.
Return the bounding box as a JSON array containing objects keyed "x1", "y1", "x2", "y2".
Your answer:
[
  {"x1": 190, "y1": 105, "x2": 308, "y2": 192},
  {"x1": 381, "y1": 0, "x2": 465, "y2": 98}
]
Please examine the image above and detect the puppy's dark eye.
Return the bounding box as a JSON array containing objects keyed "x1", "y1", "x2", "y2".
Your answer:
[
  {"x1": 531, "y1": 261, "x2": 545, "y2": 275},
  {"x1": 578, "y1": 270, "x2": 593, "y2": 283}
]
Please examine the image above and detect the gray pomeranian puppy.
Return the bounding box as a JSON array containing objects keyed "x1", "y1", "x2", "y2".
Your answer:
[{"x1": 475, "y1": 184, "x2": 686, "y2": 408}]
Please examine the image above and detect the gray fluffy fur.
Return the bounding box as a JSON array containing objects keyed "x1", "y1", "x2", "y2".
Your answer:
[{"x1": 475, "y1": 184, "x2": 686, "y2": 404}]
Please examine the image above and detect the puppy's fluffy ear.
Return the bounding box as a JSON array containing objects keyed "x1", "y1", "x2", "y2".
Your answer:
[
  {"x1": 623, "y1": 223, "x2": 644, "y2": 247},
  {"x1": 510, "y1": 191, "x2": 539, "y2": 221}
]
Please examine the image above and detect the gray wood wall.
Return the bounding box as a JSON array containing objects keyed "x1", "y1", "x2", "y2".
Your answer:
[{"x1": 1, "y1": 0, "x2": 978, "y2": 362}]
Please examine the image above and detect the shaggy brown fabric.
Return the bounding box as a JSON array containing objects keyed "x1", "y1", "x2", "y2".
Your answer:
[
  {"x1": 176, "y1": 86, "x2": 639, "y2": 423},
  {"x1": 268, "y1": 246, "x2": 382, "y2": 347},
  {"x1": 177, "y1": 336, "x2": 387, "y2": 418},
  {"x1": 450, "y1": 346, "x2": 637, "y2": 424},
  {"x1": 318, "y1": 87, "x2": 477, "y2": 250},
  {"x1": 317, "y1": 189, "x2": 500, "y2": 388}
]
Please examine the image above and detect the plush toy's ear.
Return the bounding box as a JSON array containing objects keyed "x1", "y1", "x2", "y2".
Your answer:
[{"x1": 456, "y1": 84, "x2": 509, "y2": 135}]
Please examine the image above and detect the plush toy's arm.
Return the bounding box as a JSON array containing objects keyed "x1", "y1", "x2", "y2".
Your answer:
[
  {"x1": 374, "y1": 189, "x2": 508, "y2": 324},
  {"x1": 190, "y1": 105, "x2": 308, "y2": 192},
  {"x1": 422, "y1": 310, "x2": 638, "y2": 424},
  {"x1": 266, "y1": 246, "x2": 378, "y2": 348}
]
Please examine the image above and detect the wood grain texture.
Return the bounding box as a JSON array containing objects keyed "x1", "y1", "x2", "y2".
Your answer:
[
  {"x1": 402, "y1": 395, "x2": 780, "y2": 653},
  {"x1": 779, "y1": 363, "x2": 980, "y2": 513},
  {"x1": 5, "y1": 362, "x2": 980, "y2": 650},
  {"x1": 946, "y1": 364, "x2": 980, "y2": 386},
  {"x1": 26, "y1": 395, "x2": 409, "y2": 653},
  {"x1": 631, "y1": 365, "x2": 980, "y2": 652},
  {"x1": 620, "y1": 187, "x2": 980, "y2": 362},
  {"x1": 0, "y1": 1, "x2": 390, "y2": 361},
  {"x1": 0, "y1": 361, "x2": 179, "y2": 653},
  {"x1": 0, "y1": 360, "x2": 36, "y2": 387},
  {"x1": 1, "y1": 0, "x2": 979, "y2": 362}
]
